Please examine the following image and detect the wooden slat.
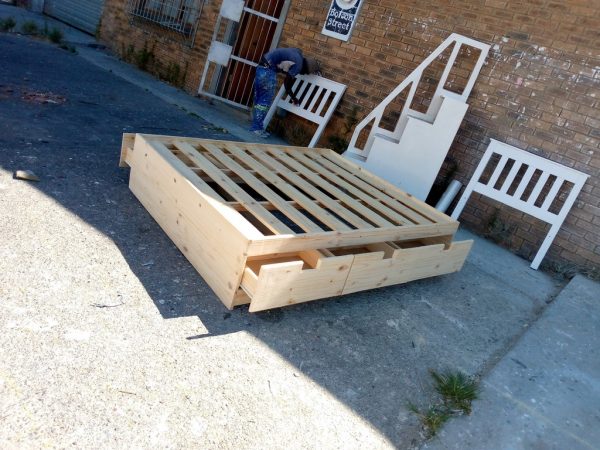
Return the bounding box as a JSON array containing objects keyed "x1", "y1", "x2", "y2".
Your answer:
[
  {"x1": 288, "y1": 150, "x2": 408, "y2": 226},
  {"x1": 200, "y1": 143, "x2": 322, "y2": 233},
  {"x1": 267, "y1": 147, "x2": 378, "y2": 229},
  {"x1": 499, "y1": 160, "x2": 523, "y2": 194},
  {"x1": 306, "y1": 152, "x2": 432, "y2": 225},
  {"x1": 253, "y1": 146, "x2": 369, "y2": 229},
  {"x1": 173, "y1": 141, "x2": 293, "y2": 235},
  {"x1": 224, "y1": 143, "x2": 352, "y2": 231},
  {"x1": 307, "y1": 86, "x2": 324, "y2": 111},
  {"x1": 488, "y1": 154, "x2": 509, "y2": 188},
  {"x1": 527, "y1": 171, "x2": 551, "y2": 206},
  {"x1": 320, "y1": 151, "x2": 451, "y2": 223}
]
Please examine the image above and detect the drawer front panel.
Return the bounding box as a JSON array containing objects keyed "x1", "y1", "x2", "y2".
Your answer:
[
  {"x1": 243, "y1": 254, "x2": 354, "y2": 312},
  {"x1": 343, "y1": 241, "x2": 472, "y2": 294}
]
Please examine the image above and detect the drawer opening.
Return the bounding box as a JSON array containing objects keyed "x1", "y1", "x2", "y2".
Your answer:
[
  {"x1": 329, "y1": 242, "x2": 398, "y2": 259},
  {"x1": 393, "y1": 236, "x2": 453, "y2": 250},
  {"x1": 246, "y1": 249, "x2": 328, "y2": 273}
]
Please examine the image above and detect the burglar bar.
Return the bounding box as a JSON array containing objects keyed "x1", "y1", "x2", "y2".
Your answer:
[{"x1": 126, "y1": 0, "x2": 204, "y2": 37}]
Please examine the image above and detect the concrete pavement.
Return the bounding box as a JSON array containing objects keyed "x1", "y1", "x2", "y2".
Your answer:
[{"x1": 424, "y1": 275, "x2": 600, "y2": 450}]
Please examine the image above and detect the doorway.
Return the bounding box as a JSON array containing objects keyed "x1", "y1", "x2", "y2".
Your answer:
[{"x1": 199, "y1": 0, "x2": 290, "y2": 109}]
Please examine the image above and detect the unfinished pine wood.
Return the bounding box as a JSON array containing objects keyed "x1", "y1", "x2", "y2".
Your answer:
[
  {"x1": 119, "y1": 133, "x2": 135, "y2": 167},
  {"x1": 343, "y1": 241, "x2": 472, "y2": 294},
  {"x1": 126, "y1": 135, "x2": 257, "y2": 308},
  {"x1": 242, "y1": 254, "x2": 355, "y2": 312},
  {"x1": 122, "y1": 133, "x2": 471, "y2": 311}
]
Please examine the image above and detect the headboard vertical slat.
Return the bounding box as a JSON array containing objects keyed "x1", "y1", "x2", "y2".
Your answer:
[
  {"x1": 487, "y1": 154, "x2": 509, "y2": 189},
  {"x1": 541, "y1": 177, "x2": 565, "y2": 212},
  {"x1": 526, "y1": 172, "x2": 551, "y2": 207}
]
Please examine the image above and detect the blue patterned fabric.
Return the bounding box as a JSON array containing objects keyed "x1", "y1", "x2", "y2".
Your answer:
[{"x1": 250, "y1": 66, "x2": 277, "y2": 131}]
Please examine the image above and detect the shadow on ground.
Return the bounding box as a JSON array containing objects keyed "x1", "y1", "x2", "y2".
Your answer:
[{"x1": 0, "y1": 34, "x2": 552, "y2": 447}]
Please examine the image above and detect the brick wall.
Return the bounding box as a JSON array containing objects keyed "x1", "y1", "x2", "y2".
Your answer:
[
  {"x1": 100, "y1": 0, "x2": 219, "y2": 94},
  {"x1": 278, "y1": 0, "x2": 600, "y2": 272},
  {"x1": 99, "y1": 0, "x2": 600, "y2": 272}
]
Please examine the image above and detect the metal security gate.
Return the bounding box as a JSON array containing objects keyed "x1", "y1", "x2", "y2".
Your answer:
[
  {"x1": 198, "y1": 0, "x2": 290, "y2": 109},
  {"x1": 44, "y1": 0, "x2": 106, "y2": 35}
]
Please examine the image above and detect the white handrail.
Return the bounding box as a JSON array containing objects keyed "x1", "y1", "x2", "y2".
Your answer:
[{"x1": 347, "y1": 33, "x2": 490, "y2": 157}]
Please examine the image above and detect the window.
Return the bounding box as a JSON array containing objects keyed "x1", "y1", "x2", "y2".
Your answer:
[{"x1": 126, "y1": 0, "x2": 204, "y2": 36}]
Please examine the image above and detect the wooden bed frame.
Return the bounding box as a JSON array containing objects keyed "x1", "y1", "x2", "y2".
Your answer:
[{"x1": 120, "y1": 134, "x2": 472, "y2": 312}]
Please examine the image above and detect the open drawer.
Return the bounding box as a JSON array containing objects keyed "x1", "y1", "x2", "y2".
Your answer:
[
  {"x1": 240, "y1": 250, "x2": 354, "y2": 312},
  {"x1": 240, "y1": 239, "x2": 472, "y2": 312},
  {"x1": 342, "y1": 239, "x2": 472, "y2": 294}
]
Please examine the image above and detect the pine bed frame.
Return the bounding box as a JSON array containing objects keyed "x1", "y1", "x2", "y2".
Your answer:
[{"x1": 120, "y1": 134, "x2": 472, "y2": 312}]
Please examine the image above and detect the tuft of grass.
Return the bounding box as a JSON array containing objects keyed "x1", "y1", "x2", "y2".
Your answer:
[
  {"x1": 21, "y1": 20, "x2": 39, "y2": 35},
  {"x1": 408, "y1": 370, "x2": 480, "y2": 439},
  {"x1": 433, "y1": 371, "x2": 479, "y2": 410},
  {"x1": 0, "y1": 17, "x2": 16, "y2": 32},
  {"x1": 407, "y1": 403, "x2": 450, "y2": 437},
  {"x1": 430, "y1": 369, "x2": 479, "y2": 414},
  {"x1": 47, "y1": 27, "x2": 63, "y2": 44},
  {"x1": 163, "y1": 62, "x2": 181, "y2": 85}
]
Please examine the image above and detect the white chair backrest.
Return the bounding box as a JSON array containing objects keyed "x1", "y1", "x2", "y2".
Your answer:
[
  {"x1": 452, "y1": 139, "x2": 589, "y2": 269},
  {"x1": 263, "y1": 74, "x2": 347, "y2": 148}
]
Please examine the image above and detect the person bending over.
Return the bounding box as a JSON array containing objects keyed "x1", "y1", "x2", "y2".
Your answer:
[{"x1": 250, "y1": 47, "x2": 320, "y2": 138}]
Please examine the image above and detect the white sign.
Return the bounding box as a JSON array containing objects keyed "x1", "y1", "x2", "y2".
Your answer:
[{"x1": 321, "y1": 0, "x2": 364, "y2": 42}]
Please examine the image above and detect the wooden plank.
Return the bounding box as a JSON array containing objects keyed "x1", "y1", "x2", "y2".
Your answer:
[
  {"x1": 127, "y1": 136, "x2": 252, "y2": 308},
  {"x1": 306, "y1": 152, "x2": 433, "y2": 225},
  {"x1": 244, "y1": 254, "x2": 354, "y2": 312},
  {"x1": 173, "y1": 140, "x2": 293, "y2": 235},
  {"x1": 133, "y1": 133, "x2": 325, "y2": 153},
  {"x1": 321, "y1": 150, "x2": 452, "y2": 223},
  {"x1": 246, "y1": 222, "x2": 459, "y2": 256},
  {"x1": 201, "y1": 142, "x2": 322, "y2": 233},
  {"x1": 267, "y1": 147, "x2": 378, "y2": 229},
  {"x1": 224, "y1": 143, "x2": 351, "y2": 231},
  {"x1": 343, "y1": 240, "x2": 473, "y2": 294}
]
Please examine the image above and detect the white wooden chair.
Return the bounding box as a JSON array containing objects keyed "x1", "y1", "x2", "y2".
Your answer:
[
  {"x1": 263, "y1": 74, "x2": 347, "y2": 148},
  {"x1": 451, "y1": 140, "x2": 589, "y2": 269}
]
